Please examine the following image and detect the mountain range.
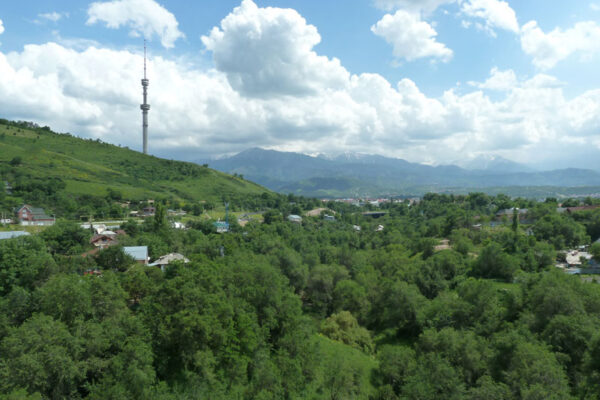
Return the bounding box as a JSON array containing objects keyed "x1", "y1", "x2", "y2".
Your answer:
[{"x1": 207, "y1": 148, "x2": 600, "y2": 198}]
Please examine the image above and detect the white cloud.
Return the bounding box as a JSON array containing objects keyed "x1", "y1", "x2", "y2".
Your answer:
[
  {"x1": 0, "y1": 19, "x2": 4, "y2": 35},
  {"x1": 373, "y1": 0, "x2": 455, "y2": 14},
  {"x1": 201, "y1": 0, "x2": 348, "y2": 97},
  {"x1": 87, "y1": 0, "x2": 183, "y2": 48},
  {"x1": 461, "y1": 0, "x2": 519, "y2": 34},
  {"x1": 0, "y1": 1, "x2": 599, "y2": 169},
  {"x1": 469, "y1": 67, "x2": 517, "y2": 91},
  {"x1": 371, "y1": 10, "x2": 453, "y2": 62},
  {"x1": 39, "y1": 12, "x2": 66, "y2": 22},
  {"x1": 521, "y1": 20, "x2": 600, "y2": 70},
  {"x1": 591, "y1": 3, "x2": 600, "y2": 11}
]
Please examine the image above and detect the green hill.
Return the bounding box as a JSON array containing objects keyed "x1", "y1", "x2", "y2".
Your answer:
[{"x1": 0, "y1": 120, "x2": 268, "y2": 216}]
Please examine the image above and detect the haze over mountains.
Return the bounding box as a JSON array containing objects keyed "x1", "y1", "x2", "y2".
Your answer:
[{"x1": 208, "y1": 148, "x2": 600, "y2": 197}]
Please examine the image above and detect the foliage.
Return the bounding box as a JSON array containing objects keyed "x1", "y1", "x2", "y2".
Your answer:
[
  {"x1": 320, "y1": 311, "x2": 374, "y2": 353},
  {"x1": 1, "y1": 188, "x2": 600, "y2": 398},
  {"x1": 0, "y1": 121, "x2": 268, "y2": 219},
  {"x1": 95, "y1": 246, "x2": 135, "y2": 271}
]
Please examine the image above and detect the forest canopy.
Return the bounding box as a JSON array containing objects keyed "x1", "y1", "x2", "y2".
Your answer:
[{"x1": 1, "y1": 192, "x2": 600, "y2": 399}]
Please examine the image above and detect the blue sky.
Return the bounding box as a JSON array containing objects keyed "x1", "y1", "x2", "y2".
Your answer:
[{"x1": 1, "y1": 0, "x2": 600, "y2": 169}]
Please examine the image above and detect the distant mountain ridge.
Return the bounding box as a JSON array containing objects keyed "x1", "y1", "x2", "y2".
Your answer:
[
  {"x1": 206, "y1": 148, "x2": 600, "y2": 197},
  {"x1": 457, "y1": 155, "x2": 535, "y2": 173}
]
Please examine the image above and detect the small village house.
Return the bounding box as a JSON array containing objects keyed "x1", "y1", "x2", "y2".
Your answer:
[
  {"x1": 149, "y1": 253, "x2": 190, "y2": 271},
  {"x1": 214, "y1": 221, "x2": 229, "y2": 233},
  {"x1": 123, "y1": 246, "x2": 149, "y2": 265},
  {"x1": 287, "y1": 214, "x2": 302, "y2": 223},
  {"x1": 15, "y1": 205, "x2": 55, "y2": 226},
  {"x1": 90, "y1": 233, "x2": 118, "y2": 249}
]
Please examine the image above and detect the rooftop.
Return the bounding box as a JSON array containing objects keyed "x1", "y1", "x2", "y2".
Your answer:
[
  {"x1": 0, "y1": 231, "x2": 30, "y2": 240},
  {"x1": 123, "y1": 246, "x2": 148, "y2": 261},
  {"x1": 149, "y1": 253, "x2": 189, "y2": 266}
]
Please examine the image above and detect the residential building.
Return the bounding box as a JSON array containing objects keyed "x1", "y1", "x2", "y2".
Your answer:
[
  {"x1": 214, "y1": 221, "x2": 229, "y2": 233},
  {"x1": 566, "y1": 205, "x2": 600, "y2": 214},
  {"x1": 15, "y1": 205, "x2": 54, "y2": 226},
  {"x1": 172, "y1": 221, "x2": 186, "y2": 229},
  {"x1": 287, "y1": 214, "x2": 302, "y2": 223},
  {"x1": 149, "y1": 253, "x2": 190, "y2": 271},
  {"x1": 565, "y1": 250, "x2": 593, "y2": 268},
  {"x1": 90, "y1": 234, "x2": 118, "y2": 249},
  {"x1": 123, "y1": 246, "x2": 149, "y2": 265},
  {"x1": 142, "y1": 206, "x2": 156, "y2": 216},
  {"x1": 495, "y1": 208, "x2": 528, "y2": 219}
]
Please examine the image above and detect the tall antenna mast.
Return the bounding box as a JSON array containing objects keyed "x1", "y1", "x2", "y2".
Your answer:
[
  {"x1": 140, "y1": 39, "x2": 150, "y2": 154},
  {"x1": 144, "y1": 39, "x2": 147, "y2": 79}
]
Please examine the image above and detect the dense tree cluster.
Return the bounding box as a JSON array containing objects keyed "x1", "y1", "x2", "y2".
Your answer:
[{"x1": 1, "y1": 193, "x2": 600, "y2": 398}]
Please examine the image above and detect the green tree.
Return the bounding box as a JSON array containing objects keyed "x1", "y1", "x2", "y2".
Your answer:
[
  {"x1": 466, "y1": 376, "x2": 512, "y2": 400},
  {"x1": 321, "y1": 311, "x2": 374, "y2": 353},
  {"x1": 153, "y1": 203, "x2": 168, "y2": 232},
  {"x1": 33, "y1": 274, "x2": 92, "y2": 326},
  {"x1": 332, "y1": 279, "x2": 370, "y2": 322},
  {"x1": 371, "y1": 280, "x2": 426, "y2": 337},
  {"x1": 401, "y1": 353, "x2": 466, "y2": 400},
  {"x1": 9, "y1": 157, "x2": 22, "y2": 166},
  {"x1": 0, "y1": 236, "x2": 57, "y2": 296},
  {"x1": 0, "y1": 314, "x2": 84, "y2": 398},
  {"x1": 504, "y1": 341, "x2": 571, "y2": 400},
  {"x1": 590, "y1": 242, "x2": 600, "y2": 261},
  {"x1": 96, "y1": 246, "x2": 135, "y2": 271},
  {"x1": 512, "y1": 209, "x2": 519, "y2": 233},
  {"x1": 472, "y1": 243, "x2": 518, "y2": 282},
  {"x1": 41, "y1": 221, "x2": 91, "y2": 255},
  {"x1": 375, "y1": 345, "x2": 417, "y2": 397}
]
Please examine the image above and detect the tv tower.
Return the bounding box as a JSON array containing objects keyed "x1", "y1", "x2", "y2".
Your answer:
[{"x1": 140, "y1": 40, "x2": 150, "y2": 154}]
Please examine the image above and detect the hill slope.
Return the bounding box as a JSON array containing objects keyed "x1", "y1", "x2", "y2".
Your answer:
[{"x1": 0, "y1": 121, "x2": 268, "y2": 205}]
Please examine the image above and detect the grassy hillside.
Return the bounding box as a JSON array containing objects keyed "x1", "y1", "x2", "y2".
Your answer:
[{"x1": 0, "y1": 120, "x2": 268, "y2": 209}]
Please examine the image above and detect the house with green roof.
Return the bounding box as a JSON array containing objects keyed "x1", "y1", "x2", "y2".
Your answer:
[{"x1": 15, "y1": 205, "x2": 55, "y2": 226}]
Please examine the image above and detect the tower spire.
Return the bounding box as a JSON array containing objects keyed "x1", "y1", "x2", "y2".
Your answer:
[
  {"x1": 144, "y1": 39, "x2": 147, "y2": 79},
  {"x1": 140, "y1": 39, "x2": 150, "y2": 154}
]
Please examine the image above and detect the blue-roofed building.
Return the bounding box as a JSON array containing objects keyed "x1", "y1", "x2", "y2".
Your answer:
[
  {"x1": 123, "y1": 246, "x2": 149, "y2": 265},
  {"x1": 214, "y1": 221, "x2": 229, "y2": 233},
  {"x1": 0, "y1": 231, "x2": 31, "y2": 240}
]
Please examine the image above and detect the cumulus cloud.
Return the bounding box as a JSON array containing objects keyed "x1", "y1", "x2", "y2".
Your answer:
[
  {"x1": 469, "y1": 67, "x2": 517, "y2": 91},
  {"x1": 87, "y1": 0, "x2": 183, "y2": 48},
  {"x1": 0, "y1": 1, "x2": 599, "y2": 169},
  {"x1": 461, "y1": 0, "x2": 519, "y2": 35},
  {"x1": 520, "y1": 20, "x2": 600, "y2": 70},
  {"x1": 371, "y1": 10, "x2": 453, "y2": 62},
  {"x1": 0, "y1": 19, "x2": 4, "y2": 35},
  {"x1": 373, "y1": 0, "x2": 455, "y2": 14},
  {"x1": 201, "y1": 0, "x2": 347, "y2": 97}
]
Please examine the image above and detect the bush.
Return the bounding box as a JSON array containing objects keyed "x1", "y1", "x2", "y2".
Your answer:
[{"x1": 9, "y1": 156, "x2": 22, "y2": 166}]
